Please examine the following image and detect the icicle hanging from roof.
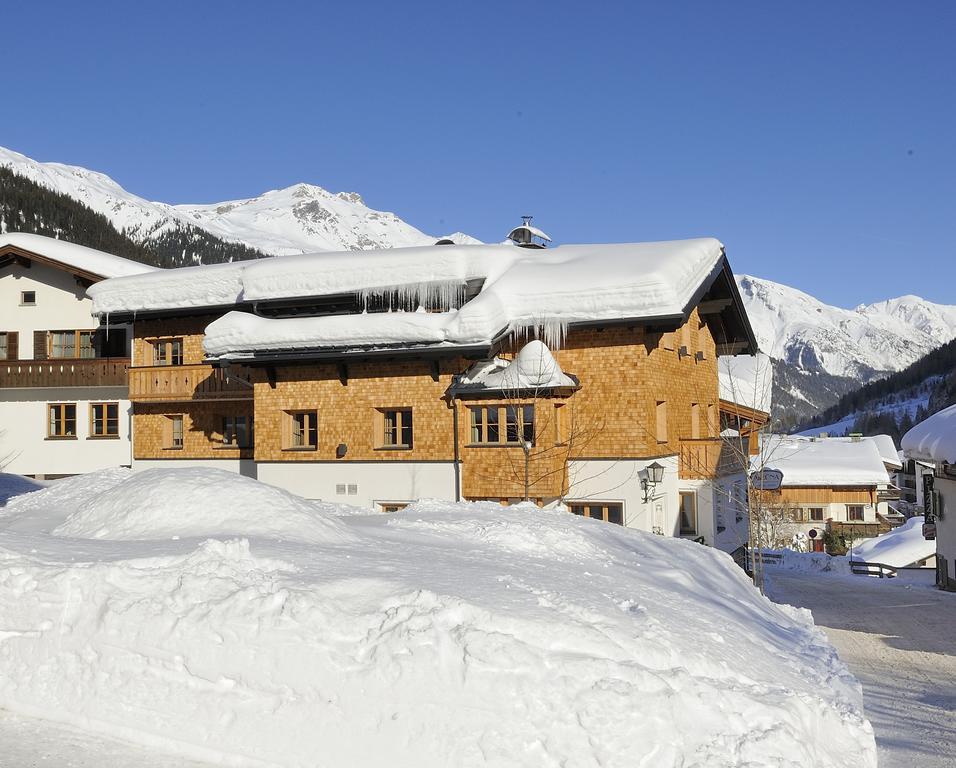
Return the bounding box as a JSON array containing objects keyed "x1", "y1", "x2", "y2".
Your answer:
[
  {"x1": 357, "y1": 279, "x2": 467, "y2": 312},
  {"x1": 510, "y1": 317, "x2": 568, "y2": 350}
]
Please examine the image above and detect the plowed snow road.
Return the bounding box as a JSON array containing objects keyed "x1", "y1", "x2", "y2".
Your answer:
[{"x1": 768, "y1": 571, "x2": 956, "y2": 768}]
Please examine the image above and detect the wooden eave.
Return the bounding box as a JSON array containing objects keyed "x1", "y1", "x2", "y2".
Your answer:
[
  {"x1": 719, "y1": 398, "x2": 770, "y2": 426},
  {"x1": 0, "y1": 244, "x2": 108, "y2": 285}
]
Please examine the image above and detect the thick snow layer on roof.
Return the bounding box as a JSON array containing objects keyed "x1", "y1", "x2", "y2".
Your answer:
[
  {"x1": 88, "y1": 259, "x2": 247, "y2": 315},
  {"x1": 0, "y1": 469, "x2": 875, "y2": 767},
  {"x1": 719, "y1": 353, "x2": 773, "y2": 413},
  {"x1": 90, "y1": 239, "x2": 727, "y2": 350},
  {"x1": 0, "y1": 232, "x2": 155, "y2": 279},
  {"x1": 456, "y1": 340, "x2": 577, "y2": 391},
  {"x1": 851, "y1": 516, "x2": 935, "y2": 568},
  {"x1": 203, "y1": 309, "x2": 455, "y2": 356},
  {"x1": 902, "y1": 404, "x2": 956, "y2": 464},
  {"x1": 758, "y1": 435, "x2": 891, "y2": 487}
]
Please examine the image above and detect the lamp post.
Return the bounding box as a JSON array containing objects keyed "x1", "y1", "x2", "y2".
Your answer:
[{"x1": 642, "y1": 461, "x2": 665, "y2": 503}]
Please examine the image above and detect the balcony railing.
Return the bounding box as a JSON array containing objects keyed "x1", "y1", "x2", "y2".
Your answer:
[
  {"x1": 679, "y1": 438, "x2": 724, "y2": 479},
  {"x1": 0, "y1": 358, "x2": 130, "y2": 388},
  {"x1": 128, "y1": 364, "x2": 253, "y2": 402}
]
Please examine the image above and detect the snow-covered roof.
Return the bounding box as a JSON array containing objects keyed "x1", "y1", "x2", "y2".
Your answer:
[
  {"x1": 757, "y1": 435, "x2": 891, "y2": 487},
  {"x1": 0, "y1": 232, "x2": 156, "y2": 279},
  {"x1": 851, "y1": 516, "x2": 935, "y2": 568},
  {"x1": 203, "y1": 309, "x2": 455, "y2": 357},
  {"x1": 452, "y1": 341, "x2": 578, "y2": 393},
  {"x1": 719, "y1": 353, "x2": 773, "y2": 414},
  {"x1": 902, "y1": 404, "x2": 956, "y2": 464}
]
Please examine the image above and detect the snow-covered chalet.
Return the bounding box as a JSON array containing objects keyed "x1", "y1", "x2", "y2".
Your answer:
[
  {"x1": 0, "y1": 233, "x2": 152, "y2": 477},
  {"x1": 88, "y1": 229, "x2": 760, "y2": 553},
  {"x1": 902, "y1": 404, "x2": 956, "y2": 590}
]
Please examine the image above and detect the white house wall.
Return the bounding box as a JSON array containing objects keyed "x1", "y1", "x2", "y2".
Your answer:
[
  {"x1": 935, "y1": 476, "x2": 956, "y2": 586},
  {"x1": 0, "y1": 261, "x2": 103, "y2": 358},
  {"x1": 254, "y1": 461, "x2": 458, "y2": 509},
  {"x1": 566, "y1": 456, "x2": 681, "y2": 535},
  {"x1": 0, "y1": 387, "x2": 131, "y2": 477}
]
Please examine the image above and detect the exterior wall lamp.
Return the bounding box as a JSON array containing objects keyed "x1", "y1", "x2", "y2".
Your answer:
[{"x1": 642, "y1": 461, "x2": 665, "y2": 503}]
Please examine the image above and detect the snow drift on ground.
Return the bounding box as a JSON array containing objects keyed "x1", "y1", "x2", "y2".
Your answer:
[
  {"x1": 53, "y1": 468, "x2": 351, "y2": 543},
  {"x1": 0, "y1": 469, "x2": 875, "y2": 767},
  {"x1": 851, "y1": 516, "x2": 935, "y2": 568},
  {"x1": 0, "y1": 473, "x2": 43, "y2": 507}
]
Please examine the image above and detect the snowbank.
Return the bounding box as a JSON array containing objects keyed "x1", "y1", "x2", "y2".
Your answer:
[
  {"x1": 851, "y1": 516, "x2": 935, "y2": 568},
  {"x1": 0, "y1": 472, "x2": 875, "y2": 767},
  {"x1": 52, "y1": 468, "x2": 350, "y2": 543},
  {"x1": 0, "y1": 473, "x2": 42, "y2": 507}
]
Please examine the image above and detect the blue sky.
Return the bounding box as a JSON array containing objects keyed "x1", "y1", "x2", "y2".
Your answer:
[{"x1": 3, "y1": 1, "x2": 954, "y2": 306}]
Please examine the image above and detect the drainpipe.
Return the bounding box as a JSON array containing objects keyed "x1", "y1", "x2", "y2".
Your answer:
[{"x1": 451, "y1": 395, "x2": 461, "y2": 502}]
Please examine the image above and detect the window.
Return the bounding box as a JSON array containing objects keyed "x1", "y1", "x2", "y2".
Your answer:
[
  {"x1": 469, "y1": 405, "x2": 534, "y2": 445},
  {"x1": 0, "y1": 331, "x2": 16, "y2": 360},
  {"x1": 152, "y1": 338, "x2": 184, "y2": 366},
  {"x1": 679, "y1": 491, "x2": 697, "y2": 535},
  {"x1": 48, "y1": 403, "x2": 77, "y2": 438},
  {"x1": 20, "y1": 290, "x2": 36, "y2": 306},
  {"x1": 847, "y1": 505, "x2": 865, "y2": 522},
  {"x1": 378, "y1": 502, "x2": 409, "y2": 513},
  {"x1": 569, "y1": 502, "x2": 624, "y2": 526},
  {"x1": 284, "y1": 410, "x2": 317, "y2": 450},
  {"x1": 656, "y1": 400, "x2": 668, "y2": 443},
  {"x1": 379, "y1": 408, "x2": 413, "y2": 449},
  {"x1": 48, "y1": 330, "x2": 97, "y2": 359},
  {"x1": 165, "y1": 415, "x2": 184, "y2": 449},
  {"x1": 809, "y1": 507, "x2": 824, "y2": 522},
  {"x1": 222, "y1": 415, "x2": 252, "y2": 448},
  {"x1": 90, "y1": 402, "x2": 119, "y2": 438}
]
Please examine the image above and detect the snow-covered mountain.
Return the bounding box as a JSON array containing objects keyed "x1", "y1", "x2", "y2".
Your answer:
[
  {"x1": 0, "y1": 146, "x2": 475, "y2": 254},
  {"x1": 737, "y1": 274, "x2": 956, "y2": 421}
]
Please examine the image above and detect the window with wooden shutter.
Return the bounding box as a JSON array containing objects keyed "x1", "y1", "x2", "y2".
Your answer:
[{"x1": 33, "y1": 330, "x2": 48, "y2": 360}]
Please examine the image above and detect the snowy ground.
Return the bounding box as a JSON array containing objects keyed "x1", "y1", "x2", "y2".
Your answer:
[
  {"x1": 767, "y1": 571, "x2": 956, "y2": 768},
  {"x1": 0, "y1": 469, "x2": 876, "y2": 767}
]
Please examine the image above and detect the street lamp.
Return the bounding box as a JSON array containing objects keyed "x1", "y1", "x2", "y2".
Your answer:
[{"x1": 642, "y1": 461, "x2": 665, "y2": 503}]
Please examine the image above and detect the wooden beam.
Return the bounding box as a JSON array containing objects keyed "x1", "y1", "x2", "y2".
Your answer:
[
  {"x1": 698, "y1": 298, "x2": 732, "y2": 314},
  {"x1": 266, "y1": 365, "x2": 277, "y2": 389},
  {"x1": 430, "y1": 359, "x2": 440, "y2": 382},
  {"x1": 338, "y1": 363, "x2": 348, "y2": 386},
  {"x1": 716, "y1": 341, "x2": 750, "y2": 355}
]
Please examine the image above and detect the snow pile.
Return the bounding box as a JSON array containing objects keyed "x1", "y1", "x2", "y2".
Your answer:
[
  {"x1": 0, "y1": 474, "x2": 43, "y2": 507},
  {"x1": 1, "y1": 468, "x2": 132, "y2": 532},
  {"x1": 52, "y1": 468, "x2": 349, "y2": 543},
  {"x1": 758, "y1": 435, "x2": 891, "y2": 486},
  {"x1": 761, "y1": 549, "x2": 852, "y2": 575},
  {"x1": 902, "y1": 403, "x2": 956, "y2": 464},
  {"x1": 0, "y1": 474, "x2": 876, "y2": 767},
  {"x1": 0, "y1": 232, "x2": 156, "y2": 279},
  {"x1": 455, "y1": 340, "x2": 578, "y2": 392},
  {"x1": 720, "y1": 353, "x2": 773, "y2": 413},
  {"x1": 851, "y1": 516, "x2": 935, "y2": 568}
]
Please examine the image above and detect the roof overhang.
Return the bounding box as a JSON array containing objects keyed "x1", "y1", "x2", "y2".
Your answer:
[{"x1": 0, "y1": 244, "x2": 106, "y2": 285}]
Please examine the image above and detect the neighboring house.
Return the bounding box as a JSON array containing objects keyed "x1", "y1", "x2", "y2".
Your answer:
[
  {"x1": 754, "y1": 434, "x2": 899, "y2": 549},
  {"x1": 88, "y1": 234, "x2": 759, "y2": 550},
  {"x1": 711, "y1": 353, "x2": 773, "y2": 555},
  {"x1": 901, "y1": 404, "x2": 956, "y2": 591},
  {"x1": 0, "y1": 233, "x2": 153, "y2": 477}
]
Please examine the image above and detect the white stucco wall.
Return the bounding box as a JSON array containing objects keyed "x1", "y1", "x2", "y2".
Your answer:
[
  {"x1": 712, "y1": 473, "x2": 750, "y2": 554},
  {"x1": 934, "y1": 475, "x2": 956, "y2": 585},
  {"x1": 255, "y1": 461, "x2": 458, "y2": 508},
  {"x1": 132, "y1": 457, "x2": 258, "y2": 478},
  {"x1": 1, "y1": 261, "x2": 102, "y2": 358},
  {"x1": 0, "y1": 387, "x2": 131, "y2": 476},
  {"x1": 566, "y1": 456, "x2": 681, "y2": 534}
]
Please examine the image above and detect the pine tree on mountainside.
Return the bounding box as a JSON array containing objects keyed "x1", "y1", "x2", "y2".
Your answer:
[{"x1": 0, "y1": 166, "x2": 268, "y2": 268}]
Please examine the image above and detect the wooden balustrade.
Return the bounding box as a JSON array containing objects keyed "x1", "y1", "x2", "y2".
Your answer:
[
  {"x1": 128, "y1": 364, "x2": 253, "y2": 402},
  {"x1": 678, "y1": 437, "x2": 740, "y2": 479},
  {"x1": 0, "y1": 358, "x2": 130, "y2": 388}
]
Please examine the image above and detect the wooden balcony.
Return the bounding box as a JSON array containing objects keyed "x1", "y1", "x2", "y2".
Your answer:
[
  {"x1": 0, "y1": 358, "x2": 130, "y2": 389},
  {"x1": 128, "y1": 364, "x2": 253, "y2": 402},
  {"x1": 678, "y1": 438, "x2": 743, "y2": 479}
]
